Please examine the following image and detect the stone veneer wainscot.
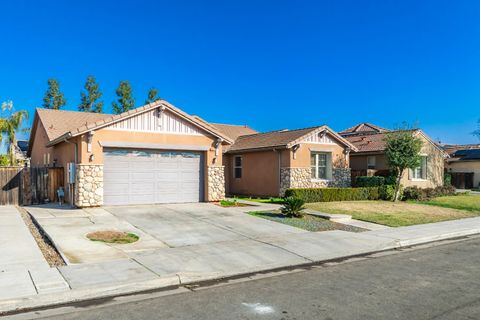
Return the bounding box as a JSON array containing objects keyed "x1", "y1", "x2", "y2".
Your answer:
[
  {"x1": 208, "y1": 165, "x2": 226, "y2": 201},
  {"x1": 75, "y1": 164, "x2": 104, "y2": 207},
  {"x1": 279, "y1": 167, "x2": 351, "y2": 196}
]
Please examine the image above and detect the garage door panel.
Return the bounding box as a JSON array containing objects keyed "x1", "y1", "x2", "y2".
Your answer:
[{"x1": 103, "y1": 148, "x2": 203, "y2": 205}]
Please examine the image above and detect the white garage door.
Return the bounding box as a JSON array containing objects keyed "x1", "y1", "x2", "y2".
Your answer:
[{"x1": 103, "y1": 148, "x2": 204, "y2": 205}]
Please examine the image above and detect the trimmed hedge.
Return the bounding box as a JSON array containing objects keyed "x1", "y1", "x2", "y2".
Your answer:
[
  {"x1": 355, "y1": 176, "x2": 385, "y2": 187},
  {"x1": 285, "y1": 187, "x2": 381, "y2": 203}
]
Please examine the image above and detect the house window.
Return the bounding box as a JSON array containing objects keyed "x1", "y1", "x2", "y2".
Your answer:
[
  {"x1": 311, "y1": 152, "x2": 330, "y2": 180},
  {"x1": 412, "y1": 156, "x2": 428, "y2": 180},
  {"x1": 367, "y1": 156, "x2": 376, "y2": 169},
  {"x1": 234, "y1": 156, "x2": 242, "y2": 178}
]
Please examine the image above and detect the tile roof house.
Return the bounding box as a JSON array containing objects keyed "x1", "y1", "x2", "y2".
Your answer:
[
  {"x1": 222, "y1": 126, "x2": 357, "y2": 197},
  {"x1": 340, "y1": 123, "x2": 446, "y2": 189},
  {"x1": 28, "y1": 100, "x2": 232, "y2": 207},
  {"x1": 27, "y1": 100, "x2": 357, "y2": 206},
  {"x1": 444, "y1": 144, "x2": 480, "y2": 189}
]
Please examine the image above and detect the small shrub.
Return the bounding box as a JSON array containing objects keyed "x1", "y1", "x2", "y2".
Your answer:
[
  {"x1": 355, "y1": 176, "x2": 385, "y2": 187},
  {"x1": 379, "y1": 184, "x2": 400, "y2": 201},
  {"x1": 402, "y1": 186, "x2": 423, "y2": 200},
  {"x1": 444, "y1": 173, "x2": 452, "y2": 186},
  {"x1": 281, "y1": 197, "x2": 306, "y2": 217}
]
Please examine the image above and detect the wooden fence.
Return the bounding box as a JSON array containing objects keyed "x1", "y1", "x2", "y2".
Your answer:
[{"x1": 0, "y1": 166, "x2": 64, "y2": 205}]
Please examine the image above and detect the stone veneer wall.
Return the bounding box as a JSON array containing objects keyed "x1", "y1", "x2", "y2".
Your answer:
[
  {"x1": 75, "y1": 164, "x2": 104, "y2": 207},
  {"x1": 279, "y1": 167, "x2": 351, "y2": 196},
  {"x1": 207, "y1": 166, "x2": 225, "y2": 201}
]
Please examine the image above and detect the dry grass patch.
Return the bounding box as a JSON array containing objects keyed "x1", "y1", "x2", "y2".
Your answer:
[
  {"x1": 87, "y1": 231, "x2": 139, "y2": 244},
  {"x1": 306, "y1": 200, "x2": 480, "y2": 227}
]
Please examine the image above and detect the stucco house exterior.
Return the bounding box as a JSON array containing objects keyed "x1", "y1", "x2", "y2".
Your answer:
[
  {"x1": 217, "y1": 126, "x2": 358, "y2": 197},
  {"x1": 27, "y1": 100, "x2": 233, "y2": 207},
  {"x1": 340, "y1": 123, "x2": 446, "y2": 188},
  {"x1": 443, "y1": 144, "x2": 480, "y2": 189}
]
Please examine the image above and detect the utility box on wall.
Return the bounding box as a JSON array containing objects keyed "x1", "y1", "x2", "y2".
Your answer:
[{"x1": 67, "y1": 162, "x2": 76, "y2": 184}]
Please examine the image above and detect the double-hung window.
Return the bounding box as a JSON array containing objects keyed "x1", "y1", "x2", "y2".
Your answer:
[
  {"x1": 234, "y1": 155, "x2": 242, "y2": 178},
  {"x1": 311, "y1": 152, "x2": 329, "y2": 180},
  {"x1": 412, "y1": 156, "x2": 428, "y2": 180},
  {"x1": 367, "y1": 156, "x2": 376, "y2": 169}
]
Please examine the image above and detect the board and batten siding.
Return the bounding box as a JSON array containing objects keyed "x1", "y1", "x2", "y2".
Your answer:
[
  {"x1": 302, "y1": 132, "x2": 335, "y2": 144},
  {"x1": 109, "y1": 109, "x2": 202, "y2": 135}
]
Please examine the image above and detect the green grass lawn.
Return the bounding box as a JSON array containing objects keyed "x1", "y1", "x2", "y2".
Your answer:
[
  {"x1": 230, "y1": 196, "x2": 285, "y2": 204},
  {"x1": 249, "y1": 211, "x2": 366, "y2": 232},
  {"x1": 306, "y1": 195, "x2": 480, "y2": 227},
  {"x1": 417, "y1": 195, "x2": 480, "y2": 212}
]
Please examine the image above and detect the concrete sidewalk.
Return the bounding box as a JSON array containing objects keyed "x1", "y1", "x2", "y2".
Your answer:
[
  {"x1": 0, "y1": 206, "x2": 69, "y2": 302},
  {"x1": 2, "y1": 207, "x2": 480, "y2": 315}
]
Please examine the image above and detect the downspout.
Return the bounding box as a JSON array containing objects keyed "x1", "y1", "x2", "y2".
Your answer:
[
  {"x1": 273, "y1": 149, "x2": 282, "y2": 196},
  {"x1": 62, "y1": 134, "x2": 78, "y2": 207}
]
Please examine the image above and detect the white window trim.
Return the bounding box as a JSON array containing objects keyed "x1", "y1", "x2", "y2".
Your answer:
[
  {"x1": 411, "y1": 154, "x2": 428, "y2": 181},
  {"x1": 233, "y1": 155, "x2": 242, "y2": 179},
  {"x1": 311, "y1": 152, "x2": 331, "y2": 181}
]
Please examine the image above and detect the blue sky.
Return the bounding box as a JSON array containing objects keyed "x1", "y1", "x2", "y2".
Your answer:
[{"x1": 1, "y1": 0, "x2": 479, "y2": 144}]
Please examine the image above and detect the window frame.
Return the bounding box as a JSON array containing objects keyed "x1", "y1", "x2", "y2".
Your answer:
[
  {"x1": 310, "y1": 152, "x2": 330, "y2": 180},
  {"x1": 412, "y1": 155, "x2": 428, "y2": 180},
  {"x1": 233, "y1": 155, "x2": 242, "y2": 179},
  {"x1": 367, "y1": 156, "x2": 376, "y2": 169}
]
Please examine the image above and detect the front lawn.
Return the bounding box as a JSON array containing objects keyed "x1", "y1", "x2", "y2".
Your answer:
[
  {"x1": 249, "y1": 211, "x2": 366, "y2": 232},
  {"x1": 306, "y1": 197, "x2": 480, "y2": 227},
  {"x1": 417, "y1": 195, "x2": 480, "y2": 212}
]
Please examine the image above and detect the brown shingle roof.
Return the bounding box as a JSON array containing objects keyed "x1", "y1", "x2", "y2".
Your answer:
[
  {"x1": 340, "y1": 122, "x2": 391, "y2": 136},
  {"x1": 211, "y1": 123, "x2": 258, "y2": 141},
  {"x1": 36, "y1": 108, "x2": 111, "y2": 141},
  {"x1": 36, "y1": 100, "x2": 233, "y2": 146}
]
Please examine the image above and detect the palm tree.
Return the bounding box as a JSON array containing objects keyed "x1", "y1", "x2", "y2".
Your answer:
[{"x1": 0, "y1": 102, "x2": 28, "y2": 165}]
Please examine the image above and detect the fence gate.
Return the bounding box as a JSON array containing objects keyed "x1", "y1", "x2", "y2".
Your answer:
[{"x1": 28, "y1": 167, "x2": 65, "y2": 205}]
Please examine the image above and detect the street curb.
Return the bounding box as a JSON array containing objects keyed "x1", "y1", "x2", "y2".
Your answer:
[{"x1": 1, "y1": 229, "x2": 479, "y2": 316}]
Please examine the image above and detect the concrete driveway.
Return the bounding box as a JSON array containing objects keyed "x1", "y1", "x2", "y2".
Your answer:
[
  {"x1": 26, "y1": 202, "x2": 305, "y2": 265},
  {"x1": 105, "y1": 203, "x2": 306, "y2": 247}
]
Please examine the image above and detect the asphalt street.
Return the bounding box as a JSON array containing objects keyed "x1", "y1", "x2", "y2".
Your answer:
[{"x1": 8, "y1": 237, "x2": 480, "y2": 320}]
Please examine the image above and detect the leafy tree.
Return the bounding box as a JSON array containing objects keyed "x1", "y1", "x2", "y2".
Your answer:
[
  {"x1": 42, "y1": 79, "x2": 66, "y2": 110},
  {"x1": 0, "y1": 154, "x2": 10, "y2": 166},
  {"x1": 79, "y1": 76, "x2": 103, "y2": 113},
  {"x1": 145, "y1": 87, "x2": 160, "y2": 104},
  {"x1": 0, "y1": 101, "x2": 29, "y2": 165},
  {"x1": 112, "y1": 80, "x2": 135, "y2": 114},
  {"x1": 384, "y1": 128, "x2": 423, "y2": 201}
]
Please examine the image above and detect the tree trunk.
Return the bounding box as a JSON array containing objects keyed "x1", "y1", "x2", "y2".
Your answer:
[{"x1": 393, "y1": 169, "x2": 403, "y2": 201}]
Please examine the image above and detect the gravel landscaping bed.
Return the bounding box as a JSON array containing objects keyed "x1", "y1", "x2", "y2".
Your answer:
[
  {"x1": 18, "y1": 206, "x2": 65, "y2": 267},
  {"x1": 249, "y1": 211, "x2": 367, "y2": 233}
]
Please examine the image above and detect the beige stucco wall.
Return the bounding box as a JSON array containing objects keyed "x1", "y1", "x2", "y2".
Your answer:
[
  {"x1": 225, "y1": 135, "x2": 351, "y2": 197},
  {"x1": 225, "y1": 150, "x2": 285, "y2": 197},
  {"x1": 349, "y1": 135, "x2": 445, "y2": 188},
  {"x1": 446, "y1": 161, "x2": 480, "y2": 189}
]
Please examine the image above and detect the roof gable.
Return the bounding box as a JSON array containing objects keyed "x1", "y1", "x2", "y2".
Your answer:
[
  {"x1": 340, "y1": 122, "x2": 391, "y2": 136},
  {"x1": 39, "y1": 100, "x2": 233, "y2": 147}
]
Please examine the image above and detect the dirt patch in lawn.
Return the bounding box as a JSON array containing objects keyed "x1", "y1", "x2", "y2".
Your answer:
[
  {"x1": 306, "y1": 200, "x2": 480, "y2": 227},
  {"x1": 18, "y1": 206, "x2": 66, "y2": 267},
  {"x1": 87, "y1": 231, "x2": 139, "y2": 244},
  {"x1": 215, "y1": 200, "x2": 253, "y2": 207}
]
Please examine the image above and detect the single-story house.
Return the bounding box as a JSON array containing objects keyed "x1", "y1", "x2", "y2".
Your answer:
[
  {"x1": 340, "y1": 123, "x2": 446, "y2": 188},
  {"x1": 218, "y1": 126, "x2": 358, "y2": 197},
  {"x1": 28, "y1": 100, "x2": 233, "y2": 207},
  {"x1": 443, "y1": 144, "x2": 480, "y2": 189}
]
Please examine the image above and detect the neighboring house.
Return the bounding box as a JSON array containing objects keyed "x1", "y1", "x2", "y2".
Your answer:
[
  {"x1": 443, "y1": 144, "x2": 480, "y2": 189},
  {"x1": 340, "y1": 123, "x2": 446, "y2": 188},
  {"x1": 14, "y1": 140, "x2": 29, "y2": 164},
  {"x1": 218, "y1": 126, "x2": 357, "y2": 197},
  {"x1": 27, "y1": 100, "x2": 233, "y2": 207}
]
